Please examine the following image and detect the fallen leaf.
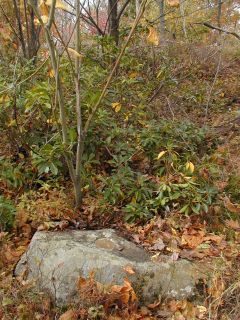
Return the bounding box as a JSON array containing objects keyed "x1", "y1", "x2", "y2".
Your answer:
[
  {"x1": 203, "y1": 234, "x2": 223, "y2": 244},
  {"x1": 223, "y1": 196, "x2": 240, "y2": 214},
  {"x1": 124, "y1": 265, "x2": 135, "y2": 275},
  {"x1": 181, "y1": 230, "x2": 205, "y2": 249},
  {"x1": 59, "y1": 309, "x2": 78, "y2": 320},
  {"x1": 225, "y1": 219, "x2": 240, "y2": 231}
]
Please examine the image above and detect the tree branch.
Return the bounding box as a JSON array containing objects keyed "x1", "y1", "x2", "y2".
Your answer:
[
  {"x1": 203, "y1": 22, "x2": 240, "y2": 40},
  {"x1": 83, "y1": 0, "x2": 148, "y2": 136}
]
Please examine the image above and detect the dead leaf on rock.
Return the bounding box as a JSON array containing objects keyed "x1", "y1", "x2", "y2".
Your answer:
[{"x1": 124, "y1": 265, "x2": 135, "y2": 275}]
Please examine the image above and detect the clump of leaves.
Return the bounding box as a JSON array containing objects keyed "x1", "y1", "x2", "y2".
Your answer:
[{"x1": 0, "y1": 195, "x2": 16, "y2": 231}]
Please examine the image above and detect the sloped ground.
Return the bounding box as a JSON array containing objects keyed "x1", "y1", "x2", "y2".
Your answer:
[{"x1": 1, "y1": 40, "x2": 240, "y2": 319}]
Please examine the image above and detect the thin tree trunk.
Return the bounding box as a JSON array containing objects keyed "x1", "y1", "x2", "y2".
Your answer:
[
  {"x1": 108, "y1": 0, "x2": 119, "y2": 45},
  {"x1": 159, "y1": 0, "x2": 165, "y2": 41},
  {"x1": 29, "y1": 0, "x2": 40, "y2": 58},
  {"x1": 74, "y1": 0, "x2": 83, "y2": 208},
  {"x1": 12, "y1": 0, "x2": 27, "y2": 57},
  {"x1": 180, "y1": 0, "x2": 187, "y2": 38},
  {"x1": 136, "y1": 0, "x2": 141, "y2": 17},
  {"x1": 217, "y1": 0, "x2": 222, "y2": 28}
]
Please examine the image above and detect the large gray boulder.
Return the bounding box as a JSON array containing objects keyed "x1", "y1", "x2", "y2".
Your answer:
[{"x1": 15, "y1": 229, "x2": 203, "y2": 305}]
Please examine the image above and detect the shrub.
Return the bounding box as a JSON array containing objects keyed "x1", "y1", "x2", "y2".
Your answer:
[{"x1": 0, "y1": 196, "x2": 16, "y2": 231}]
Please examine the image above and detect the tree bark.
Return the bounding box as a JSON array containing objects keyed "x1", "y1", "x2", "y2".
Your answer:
[
  {"x1": 159, "y1": 0, "x2": 165, "y2": 40},
  {"x1": 108, "y1": 0, "x2": 119, "y2": 45},
  {"x1": 12, "y1": 0, "x2": 27, "y2": 58},
  {"x1": 217, "y1": 0, "x2": 222, "y2": 28}
]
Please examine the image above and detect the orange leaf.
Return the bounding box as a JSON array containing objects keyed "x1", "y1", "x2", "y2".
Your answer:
[
  {"x1": 223, "y1": 196, "x2": 240, "y2": 214},
  {"x1": 167, "y1": 0, "x2": 180, "y2": 7},
  {"x1": 59, "y1": 309, "x2": 78, "y2": 320},
  {"x1": 147, "y1": 27, "x2": 159, "y2": 46},
  {"x1": 124, "y1": 265, "x2": 135, "y2": 275},
  {"x1": 225, "y1": 219, "x2": 240, "y2": 231},
  {"x1": 203, "y1": 234, "x2": 223, "y2": 245}
]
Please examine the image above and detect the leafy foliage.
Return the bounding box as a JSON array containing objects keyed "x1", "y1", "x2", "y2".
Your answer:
[{"x1": 0, "y1": 196, "x2": 16, "y2": 231}]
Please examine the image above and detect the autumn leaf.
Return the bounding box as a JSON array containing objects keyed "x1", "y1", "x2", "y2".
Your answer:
[
  {"x1": 0, "y1": 95, "x2": 10, "y2": 104},
  {"x1": 123, "y1": 265, "x2": 135, "y2": 275},
  {"x1": 112, "y1": 102, "x2": 122, "y2": 113},
  {"x1": 223, "y1": 196, "x2": 240, "y2": 214},
  {"x1": 203, "y1": 234, "x2": 223, "y2": 245},
  {"x1": 40, "y1": 15, "x2": 49, "y2": 24},
  {"x1": 59, "y1": 309, "x2": 78, "y2": 320},
  {"x1": 40, "y1": 0, "x2": 68, "y2": 10},
  {"x1": 67, "y1": 48, "x2": 84, "y2": 59},
  {"x1": 181, "y1": 230, "x2": 205, "y2": 249},
  {"x1": 147, "y1": 27, "x2": 159, "y2": 46},
  {"x1": 111, "y1": 278, "x2": 137, "y2": 304},
  {"x1": 157, "y1": 150, "x2": 166, "y2": 159},
  {"x1": 186, "y1": 161, "x2": 194, "y2": 173},
  {"x1": 48, "y1": 69, "x2": 55, "y2": 77},
  {"x1": 225, "y1": 219, "x2": 240, "y2": 231},
  {"x1": 167, "y1": 0, "x2": 180, "y2": 7}
]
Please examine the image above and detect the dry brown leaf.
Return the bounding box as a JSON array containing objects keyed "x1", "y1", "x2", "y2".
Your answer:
[
  {"x1": 223, "y1": 196, "x2": 240, "y2": 214},
  {"x1": 147, "y1": 301, "x2": 160, "y2": 309},
  {"x1": 167, "y1": 0, "x2": 180, "y2": 7},
  {"x1": 208, "y1": 276, "x2": 225, "y2": 299},
  {"x1": 203, "y1": 234, "x2": 223, "y2": 245},
  {"x1": 123, "y1": 265, "x2": 135, "y2": 275},
  {"x1": 147, "y1": 27, "x2": 159, "y2": 46},
  {"x1": 59, "y1": 309, "x2": 78, "y2": 320},
  {"x1": 225, "y1": 219, "x2": 240, "y2": 230},
  {"x1": 181, "y1": 230, "x2": 205, "y2": 249}
]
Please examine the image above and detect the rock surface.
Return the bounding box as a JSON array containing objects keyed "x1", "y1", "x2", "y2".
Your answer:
[{"x1": 15, "y1": 229, "x2": 204, "y2": 305}]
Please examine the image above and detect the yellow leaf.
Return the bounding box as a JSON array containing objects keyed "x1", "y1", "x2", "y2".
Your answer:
[
  {"x1": 147, "y1": 26, "x2": 159, "y2": 46},
  {"x1": 67, "y1": 48, "x2": 83, "y2": 59},
  {"x1": 40, "y1": 15, "x2": 49, "y2": 24},
  {"x1": 39, "y1": 1, "x2": 49, "y2": 17},
  {"x1": 0, "y1": 95, "x2": 10, "y2": 103},
  {"x1": 186, "y1": 161, "x2": 194, "y2": 173},
  {"x1": 112, "y1": 102, "x2": 121, "y2": 113},
  {"x1": 48, "y1": 69, "x2": 55, "y2": 77},
  {"x1": 8, "y1": 119, "x2": 17, "y2": 127},
  {"x1": 129, "y1": 71, "x2": 138, "y2": 79},
  {"x1": 40, "y1": 0, "x2": 68, "y2": 10},
  {"x1": 55, "y1": 0, "x2": 68, "y2": 10},
  {"x1": 167, "y1": 0, "x2": 180, "y2": 7},
  {"x1": 157, "y1": 151, "x2": 166, "y2": 159}
]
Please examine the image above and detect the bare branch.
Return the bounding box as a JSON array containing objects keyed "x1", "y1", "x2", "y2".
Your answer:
[{"x1": 203, "y1": 22, "x2": 240, "y2": 40}]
